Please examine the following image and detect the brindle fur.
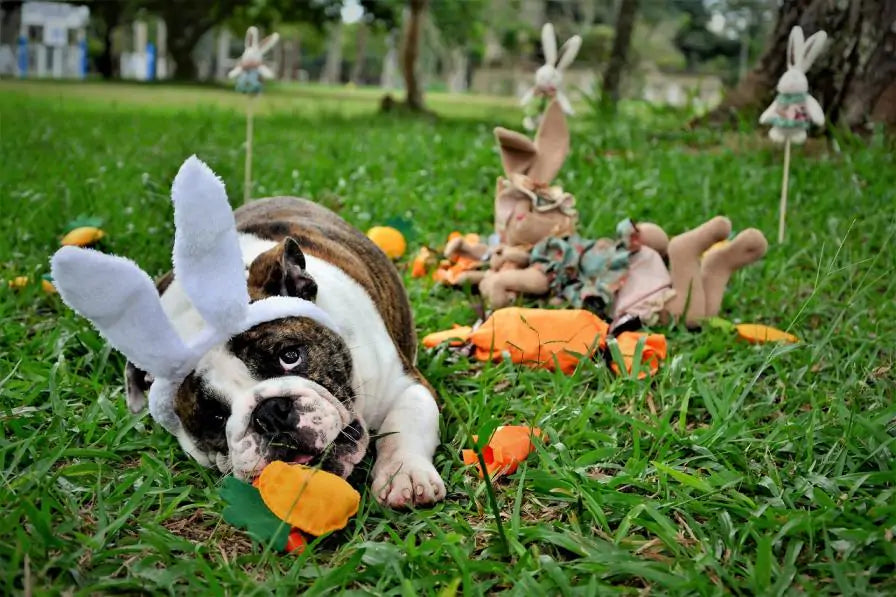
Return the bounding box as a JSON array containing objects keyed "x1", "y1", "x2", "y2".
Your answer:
[{"x1": 235, "y1": 197, "x2": 416, "y2": 363}]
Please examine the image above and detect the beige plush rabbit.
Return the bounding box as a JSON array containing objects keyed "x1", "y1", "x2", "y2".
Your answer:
[{"x1": 759, "y1": 26, "x2": 827, "y2": 144}]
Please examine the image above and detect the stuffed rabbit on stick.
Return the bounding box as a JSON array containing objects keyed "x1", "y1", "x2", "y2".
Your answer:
[
  {"x1": 759, "y1": 25, "x2": 828, "y2": 243},
  {"x1": 520, "y1": 23, "x2": 581, "y2": 130}
]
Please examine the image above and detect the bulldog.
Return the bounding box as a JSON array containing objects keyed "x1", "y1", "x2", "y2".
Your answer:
[{"x1": 55, "y1": 158, "x2": 445, "y2": 508}]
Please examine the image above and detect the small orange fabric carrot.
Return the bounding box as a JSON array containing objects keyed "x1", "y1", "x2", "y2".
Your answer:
[
  {"x1": 736, "y1": 323, "x2": 799, "y2": 344},
  {"x1": 611, "y1": 332, "x2": 667, "y2": 378},
  {"x1": 461, "y1": 425, "x2": 544, "y2": 477}
]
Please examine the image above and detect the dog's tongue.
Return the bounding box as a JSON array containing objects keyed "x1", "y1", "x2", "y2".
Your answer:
[{"x1": 292, "y1": 455, "x2": 314, "y2": 465}]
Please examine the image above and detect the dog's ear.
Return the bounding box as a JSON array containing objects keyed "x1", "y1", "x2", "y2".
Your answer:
[
  {"x1": 248, "y1": 237, "x2": 317, "y2": 301},
  {"x1": 124, "y1": 361, "x2": 153, "y2": 413}
]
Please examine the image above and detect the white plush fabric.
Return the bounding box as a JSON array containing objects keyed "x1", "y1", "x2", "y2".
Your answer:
[{"x1": 51, "y1": 155, "x2": 337, "y2": 434}]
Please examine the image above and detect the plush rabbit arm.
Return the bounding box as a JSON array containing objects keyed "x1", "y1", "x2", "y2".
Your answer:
[
  {"x1": 759, "y1": 103, "x2": 776, "y2": 125},
  {"x1": 228, "y1": 64, "x2": 244, "y2": 78},
  {"x1": 805, "y1": 94, "x2": 825, "y2": 125}
]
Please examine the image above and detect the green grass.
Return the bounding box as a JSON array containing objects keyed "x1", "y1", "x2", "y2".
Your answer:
[{"x1": 2, "y1": 81, "x2": 895, "y2": 595}]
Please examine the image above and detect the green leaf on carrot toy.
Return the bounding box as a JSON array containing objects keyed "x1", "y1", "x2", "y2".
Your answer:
[
  {"x1": 62, "y1": 216, "x2": 105, "y2": 234},
  {"x1": 383, "y1": 216, "x2": 417, "y2": 242},
  {"x1": 220, "y1": 476, "x2": 291, "y2": 551}
]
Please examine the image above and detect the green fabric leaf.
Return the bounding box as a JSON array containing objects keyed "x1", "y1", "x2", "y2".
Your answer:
[
  {"x1": 705, "y1": 317, "x2": 735, "y2": 333},
  {"x1": 219, "y1": 476, "x2": 290, "y2": 551},
  {"x1": 63, "y1": 216, "x2": 105, "y2": 234},
  {"x1": 383, "y1": 216, "x2": 416, "y2": 241}
]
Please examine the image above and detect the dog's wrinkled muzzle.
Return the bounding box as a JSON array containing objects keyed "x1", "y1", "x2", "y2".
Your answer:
[{"x1": 226, "y1": 377, "x2": 350, "y2": 480}]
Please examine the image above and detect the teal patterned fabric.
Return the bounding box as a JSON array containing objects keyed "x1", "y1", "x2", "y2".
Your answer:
[
  {"x1": 235, "y1": 70, "x2": 263, "y2": 95},
  {"x1": 530, "y1": 220, "x2": 634, "y2": 315},
  {"x1": 776, "y1": 92, "x2": 807, "y2": 105}
]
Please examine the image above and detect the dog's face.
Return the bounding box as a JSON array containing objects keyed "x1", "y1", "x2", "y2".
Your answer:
[{"x1": 128, "y1": 238, "x2": 369, "y2": 480}]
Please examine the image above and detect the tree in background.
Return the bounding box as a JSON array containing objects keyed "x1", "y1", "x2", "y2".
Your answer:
[
  {"x1": 707, "y1": 0, "x2": 896, "y2": 129},
  {"x1": 602, "y1": 0, "x2": 639, "y2": 106}
]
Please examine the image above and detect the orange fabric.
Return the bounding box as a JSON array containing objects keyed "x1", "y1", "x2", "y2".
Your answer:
[
  {"x1": 411, "y1": 247, "x2": 433, "y2": 278},
  {"x1": 461, "y1": 425, "x2": 543, "y2": 477},
  {"x1": 610, "y1": 332, "x2": 667, "y2": 378},
  {"x1": 735, "y1": 323, "x2": 798, "y2": 344},
  {"x1": 432, "y1": 256, "x2": 482, "y2": 285},
  {"x1": 422, "y1": 325, "x2": 474, "y2": 348},
  {"x1": 423, "y1": 307, "x2": 667, "y2": 376},
  {"x1": 256, "y1": 462, "x2": 360, "y2": 536},
  {"x1": 469, "y1": 307, "x2": 608, "y2": 374}
]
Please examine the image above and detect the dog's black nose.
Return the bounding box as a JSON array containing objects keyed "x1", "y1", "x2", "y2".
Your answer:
[{"x1": 252, "y1": 397, "x2": 293, "y2": 433}]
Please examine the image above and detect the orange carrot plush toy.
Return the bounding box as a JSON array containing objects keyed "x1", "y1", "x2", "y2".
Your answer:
[
  {"x1": 221, "y1": 461, "x2": 360, "y2": 554},
  {"x1": 462, "y1": 425, "x2": 544, "y2": 477}
]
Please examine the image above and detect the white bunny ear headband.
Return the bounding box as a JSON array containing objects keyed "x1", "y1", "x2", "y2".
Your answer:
[{"x1": 50, "y1": 156, "x2": 337, "y2": 435}]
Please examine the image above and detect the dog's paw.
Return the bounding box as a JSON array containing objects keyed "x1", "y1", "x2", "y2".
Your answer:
[{"x1": 372, "y1": 453, "x2": 446, "y2": 508}]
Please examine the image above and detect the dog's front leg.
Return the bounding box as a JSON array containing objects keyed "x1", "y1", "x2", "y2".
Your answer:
[{"x1": 371, "y1": 381, "x2": 445, "y2": 508}]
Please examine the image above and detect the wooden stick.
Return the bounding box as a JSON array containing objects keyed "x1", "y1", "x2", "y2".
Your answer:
[
  {"x1": 778, "y1": 138, "x2": 791, "y2": 244},
  {"x1": 243, "y1": 95, "x2": 255, "y2": 205}
]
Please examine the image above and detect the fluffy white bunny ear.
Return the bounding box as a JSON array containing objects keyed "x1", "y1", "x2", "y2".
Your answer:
[
  {"x1": 800, "y1": 30, "x2": 827, "y2": 71},
  {"x1": 171, "y1": 156, "x2": 249, "y2": 336},
  {"x1": 556, "y1": 35, "x2": 581, "y2": 71},
  {"x1": 542, "y1": 23, "x2": 557, "y2": 66},
  {"x1": 50, "y1": 247, "x2": 195, "y2": 380},
  {"x1": 259, "y1": 33, "x2": 279, "y2": 55},
  {"x1": 787, "y1": 26, "x2": 804, "y2": 69},
  {"x1": 245, "y1": 26, "x2": 259, "y2": 49}
]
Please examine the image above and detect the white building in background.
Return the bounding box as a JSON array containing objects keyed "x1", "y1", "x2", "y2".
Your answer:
[
  {"x1": 0, "y1": 1, "x2": 89, "y2": 78},
  {"x1": 120, "y1": 19, "x2": 169, "y2": 81}
]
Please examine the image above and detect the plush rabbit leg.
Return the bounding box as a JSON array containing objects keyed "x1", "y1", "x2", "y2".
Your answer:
[
  {"x1": 665, "y1": 216, "x2": 732, "y2": 326},
  {"x1": 700, "y1": 229, "x2": 768, "y2": 317},
  {"x1": 444, "y1": 236, "x2": 489, "y2": 261},
  {"x1": 636, "y1": 223, "x2": 669, "y2": 256},
  {"x1": 479, "y1": 267, "x2": 549, "y2": 308}
]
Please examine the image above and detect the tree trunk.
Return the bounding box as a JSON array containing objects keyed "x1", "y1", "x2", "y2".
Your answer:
[
  {"x1": 97, "y1": 25, "x2": 115, "y2": 79},
  {"x1": 602, "y1": 0, "x2": 640, "y2": 105},
  {"x1": 320, "y1": 21, "x2": 343, "y2": 84},
  {"x1": 350, "y1": 22, "x2": 368, "y2": 85},
  {"x1": 401, "y1": 0, "x2": 427, "y2": 110},
  {"x1": 169, "y1": 34, "x2": 199, "y2": 80},
  {"x1": 704, "y1": 0, "x2": 896, "y2": 131}
]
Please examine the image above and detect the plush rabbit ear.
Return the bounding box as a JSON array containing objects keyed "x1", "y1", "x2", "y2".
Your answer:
[
  {"x1": 494, "y1": 127, "x2": 538, "y2": 176},
  {"x1": 787, "y1": 26, "x2": 804, "y2": 69},
  {"x1": 258, "y1": 33, "x2": 280, "y2": 55},
  {"x1": 245, "y1": 26, "x2": 259, "y2": 49},
  {"x1": 799, "y1": 30, "x2": 827, "y2": 71},
  {"x1": 50, "y1": 247, "x2": 195, "y2": 380},
  {"x1": 529, "y1": 100, "x2": 569, "y2": 183},
  {"x1": 556, "y1": 35, "x2": 581, "y2": 71},
  {"x1": 171, "y1": 156, "x2": 249, "y2": 336},
  {"x1": 542, "y1": 23, "x2": 557, "y2": 66}
]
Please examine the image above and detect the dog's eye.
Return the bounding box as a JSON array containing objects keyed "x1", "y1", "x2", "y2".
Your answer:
[{"x1": 278, "y1": 347, "x2": 303, "y2": 371}]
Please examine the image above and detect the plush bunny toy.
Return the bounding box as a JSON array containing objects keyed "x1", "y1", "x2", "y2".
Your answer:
[
  {"x1": 228, "y1": 26, "x2": 280, "y2": 95},
  {"x1": 520, "y1": 23, "x2": 581, "y2": 130},
  {"x1": 443, "y1": 100, "x2": 578, "y2": 304},
  {"x1": 759, "y1": 26, "x2": 827, "y2": 144}
]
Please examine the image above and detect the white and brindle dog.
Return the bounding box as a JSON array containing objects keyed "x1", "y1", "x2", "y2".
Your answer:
[{"x1": 53, "y1": 157, "x2": 446, "y2": 508}]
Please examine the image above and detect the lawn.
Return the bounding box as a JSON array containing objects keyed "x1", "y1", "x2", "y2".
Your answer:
[{"x1": 1, "y1": 80, "x2": 895, "y2": 595}]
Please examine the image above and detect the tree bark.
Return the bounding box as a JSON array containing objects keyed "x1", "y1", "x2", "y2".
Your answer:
[
  {"x1": 602, "y1": 0, "x2": 640, "y2": 105},
  {"x1": 704, "y1": 0, "x2": 896, "y2": 131},
  {"x1": 320, "y1": 20, "x2": 343, "y2": 84},
  {"x1": 94, "y1": 2, "x2": 124, "y2": 80},
  {"x1": 401, "y1": 0, "x2": 427, "y2": 110},
  {"x1": 350, "y1": 22, "x2": 368, "y2": 85}
]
